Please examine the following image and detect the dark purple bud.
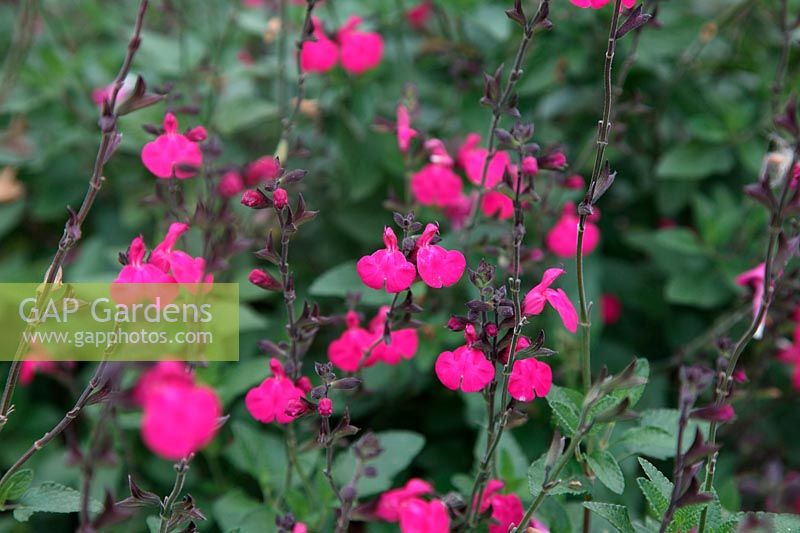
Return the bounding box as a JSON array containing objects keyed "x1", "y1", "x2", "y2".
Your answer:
[
  {"x1": 691, "y1": 404, "x2": 735, "y2": 423},
  {"x1": 615, "y1": 4, "x2": 652, "y2": 39},
  {"x1": 248, "y1": 269, "x2": 283, "y2": 291}
]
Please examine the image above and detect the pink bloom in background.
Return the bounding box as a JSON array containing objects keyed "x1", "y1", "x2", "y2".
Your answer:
[
  {"x1": 396, "y1": 104, "x2": 418, "y2": 153},
  {"x1": 357, "y1": 227, "x2": 417, "y2": 293},
  {"x1": 521, "y1": 156, "x2": 539, "y2": 176},
  {"x1": 398, "y1": 498, "x2": 450, "y2": 533},
  {"x1": 500, "y1": 335, "x2": 530, "y2": 364},
  {"x1": 376, "y1": 478, "x2": 434, "y2": 522},
  {"x1": 444, "y1": 193, "x2": 475, "y2": 230},
  {"x1": 415, "y1": 223, "x2": 466, "y2": 288},
  {"x1": 318, "y1": 397, "x2": 333, "y2": 417},
  {"x1": 337, "y1": 16, "x2": 384, "y2": 74},
  {"x1": 300, "y1": 17, "x2": 338, "y2": 73},
  {"x1": 406, "y1": 1, "x2": 433, "y2": 29},
  {"x1": 425, "y1": 138, "x2": 454, "y2": 167},
  {"x1": 601, "y1": 293, "x2": 622, "y2": 325},
  {"x1": 523, "y1": 268, "x2": 578, "y2": 333},
  {"x1": 19, "y1": 342, "x2": 62, "y2": 386},
  {"x1": 458, "y1": 133, "x2": 511, "y2": 188},
  {"x1": 435, "y1": 325, "x2": 494, "y2": 392},
  {"x1": 245, "y1": 358, "x2": 306, "y2": 424},
  {"x1": 132, "y1": 361, "x2": 193, "y2": 405},
  {"x1": 569, "y1": 0, "x2": 636, "y2": 9},
  {"x1": 218, "y1": 171, "x2": 245, "y2": 198},
  {"x1": 481, "y1": 191, "x2": 514, "y2": 220},
  {"x1": 545, "y1": 203, "x2": 600, "y2": 258},
  {"x1": 564, "y1": 174, "x2": 585, "y2": 189},
  {"x1": 476, "y1": 479, "x2": 505, "y2": 513},
  {"x1": 736, "y1": 263, "x2": 766, "y2": 338},
  {"x1": 91, "y1": 83, "x2": 128, "y2": 107},
  {"x1": 111, "y1": 235, "x2": 177, "y2": 304},
  {"x1": 328, "y1": 308, "x2": 419, "y2": 372},
  {"x1": 488, "y1": 493, "x2": 525, "y2": 533},
  {"x1": 292, "y1": 524, "x2": 308, "y2": 533},
  {"x1": 244, "y1": 156, "x2": 282, "y2": 186},
  {"x1": 508, "y1": 357, "x2": 553, "y2": 402},
  {"x1": 141, "y1": 113, "x2": 205, "y2": 179},
  {"x1": 411, "y1": 164, "x2": 463, "y2": 207},
  {"x1": 141, "y1": 379, "x2": 221, "y2": 460},
  {"x1": 151, "y1": 222, "x2": 213, "y2": 288}
]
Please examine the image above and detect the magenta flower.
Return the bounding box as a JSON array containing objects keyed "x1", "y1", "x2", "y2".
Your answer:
[
  {"x1": 570, "y1": 0, "x2": 636, "y2": 9},
  {"x1": 523, "y1": 268, "x2": 579, "y2": 333},
  {"x1": 318, "y1": 397, "x2": 333, "y2": 417},
  {"x1": 476, "y1": 479, "x2": 505, "y2": 513},
  {"x1": 406, "y1": 1, "x2": 433, "y2": 29},
  {"x1": 521, "y1": 156, "x2": 539, "y2": 176},
  {"x1": 398, "y1": 498, "x2": 450, "y2": 533},
  {"x1": 337, "y1": 16, "x2": 384, "y2": 74},
  {"x1": 601, "y1": 293, "x2": 622, "y2": 325},
  {"x1": 300, "y1": 17, "x2": 338, "y2": 73},
  {"x1": 357, "y1": 227, "x2": 417, "y2": 293},
  {"x1": 245, "y1": 358, "x2": 306, "y2": 424},
  {"x1": 19, "y1": 343, "x2": 60, "y2": 386},
  {"x1": 415, "y1": 223, "x2": 466, "y2": 288},
  {"x1": 218, "y1": 171, "x2": 245, "y2": 198},
  {"x1": 141, "y1": 380, "x2": 221, "y2": 460},
  {"x1": 545, "y1": 203, "x2": 600, "y2": 258},
  {"x1": 411, "y1": 163, "x2": 463, "y2": 207},
  {"x1": 376, "y1": 478, "x2": 434, "y2": 522},
  {"x1": 481, "y1": 191, "x2": 514, "y2": 220},
  {"x1": 508, "y1": 357, "x2": 553, "y2": 402},
  {"x1": 132, "y1": 361, "x2": 193, "y2": 405},
  {"x1": 435, "y1": 325, "x2": 494, "y2": 392},
  {"x1": 444, "y1": 193, "x2": 476, "y2": 230},
  {"x1": 328, "y1": 309, "x2": 418, "y2": 372},
  {"x1": 273, "y1": 187, "x2": 289, "y2": 210},
  {"x1": 488, "y1": 493, "x2": 525, "y2": 533},
  {"x1": 736, "y1": 262, "x2": 766, "y2": 338},
  {"x1": 151, "y1": 222, "x2": 213, "y2": 287},
  {"x1": 141, "y1": 113, "x2": 205, "y2": 179},
  {"x1": 111, "y1": 235, "x2": 178, "y2": 305},
  {"x1": 244, "y1": 156, "x2": 282, "y2": 186},
  {"x1": 458, "y1": 133, "x2": 512, "y2": 188},
  {"x1": 396, "y1": 104, "x2": 418, "y2": 153}
]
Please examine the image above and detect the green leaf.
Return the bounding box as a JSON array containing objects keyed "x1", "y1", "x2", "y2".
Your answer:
[
  {"x1": 333, "y1": 431, "x2": 425, "y2": 498},
  {"x1": 215, "y1": 98, "x2": 279, "y2": 134},
  {"x1": 616, "y1": 426, "x2": 675, "y2": 460},
  {"x1": 638, "y1": 478, "x2": 669, "y2": 518},
  {"x1": 583, "y1": 502, "x2": 635, "y2": 533},
  {"x1": 587, "y1": 450, "x2": 624, "y2": 494},
  {"x1": 638, "y1": 458, "x2": 673, "y2": 496},
  {"x1": 656, "y1": 144, "x2": 734, "y2": 180},
  {"x1": 545, "y1": 386, "x2": 583, "y2": 437},
  {"x1": 213, "y1": 490, "x2": 273, "y2": 533},
  {"x1": 224, "y1": 421, "x2": 287, "y2": 490},
  {"x1": 0, "y1": 469, "x2": 33, "y2": 505},
  {"x1": 734, "y1": 512, "x2": 800, "y2": 532},
  {"x1": 13, "y1": 482, "x2": 101, "y2": 522},
  {"x1": 609, "y1": 358, "x2": 650, "y2": 408}
]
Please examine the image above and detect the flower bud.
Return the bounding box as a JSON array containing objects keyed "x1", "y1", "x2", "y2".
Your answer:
[
  {"x1": 241, "y1": 189, "x2": 272, "y2": 209},
  {"x1": 218, "y1": 171, "x2": 244, "y2": 198},
  {"x1": 248, "y1": 268, "x2": 283, "y2": 291},
  {"x1": 485, "y1": 323, "x2": 498, "y2": 337},
  {"x1": 564, "y1": 174, "x2": 584, "y2": 190},
  {"x1": 285, "y1": 398, "x2": 313, "y2": 418},
  {"x1": 273, "y1": 187, "x2": 289, "y2": 210},
  {"x1": 318, "y1": 397, "x2": 333, "y2": 417},
  {"x1": 539, "y1": 151, "x2": 567, "y2": 170},
  {"x1": 521, "y1": 156, "x2": 539, "y2": 176},
  {"x1": 185, "y1": 126, "x2": 207, "y2": 142}
]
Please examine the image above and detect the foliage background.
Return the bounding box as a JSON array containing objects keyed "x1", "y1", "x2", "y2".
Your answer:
[{"x1": 0, "y1": 0, "x2": 799, "y2": 531}]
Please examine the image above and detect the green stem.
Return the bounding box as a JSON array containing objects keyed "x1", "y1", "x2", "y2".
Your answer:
[{"x1": 159, "y1": 459, "x2": 190, "y2": 533}]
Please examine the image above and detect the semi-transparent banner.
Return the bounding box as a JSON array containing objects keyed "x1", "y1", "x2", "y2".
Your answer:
[{"x1": 0, "y1": 283, "x2": 239, "y2": 361}]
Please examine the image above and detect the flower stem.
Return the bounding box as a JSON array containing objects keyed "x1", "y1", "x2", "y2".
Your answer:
[
  {"x1": 697, "y1": 145, "x2": 799, "y2": 533},
  {"x1": 0, "y1": 0, "x2": 150, "y2": 431},
  {"x1": 159, "y1": 458, "x2": 190, "y2": 533}
]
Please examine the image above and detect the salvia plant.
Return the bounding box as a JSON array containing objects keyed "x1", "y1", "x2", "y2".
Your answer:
[{"x1": 0, "y1": 0, "x2": 799, "y2": 532}]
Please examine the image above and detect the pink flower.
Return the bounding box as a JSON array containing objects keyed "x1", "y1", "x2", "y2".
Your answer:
[
  {"x1": 397, "y1": 104, "x2": 417, "y2": 153},
  {"x1": 415, "y1": 223, "x2": 466, "y2": 288},
  {"x1": 218, "y1": 171, "x2": 244, "y2": 198},
  {"x1": 458, "y1": 133, "x2": 511, "y2": 188},
  {"x1": 411, "y1": 164, "x2": 463, "y2": 207},
  {"x1": 521, "y1": 156, "x2": 539, "y2": 176},
  {"x1": 569, "y1": 0, "x2": 636, "y2": 9},
  {"x1": 244, "y1": 156, "x2": 282, "y2": 186},
  {"x1": 425, "y1": 138, "x2": 454, "y2": 167},
  {"x1": 91, "y1": 83, "x2": 128, "y2": 107},
  {"x1": 481, "y1": 191, "x2": 514, "y2": 220},
  {"x1": 357, "y1": 227, "x2": 417, "y2": 293},
  {"x1": 328, "y1": 309, "x2": 418, "y2": 372},
  {"x1": 132, "y1": 361, "x2": 193, "y2": 405},
  {"x1": 601, "y1": 293, "x2": 622, "y2": 325},
  {"x1": 19, "y1": 343, "x2": 62, "y2": 386},
  {"x1": 318, "y1": 397, "x2": 333, "y2": 417},
  {"x1": 489, "y1": 493, "x2": 525, "y2": 533},
  {"x1": 508, "y1": 357, "x2": 553, "y2": 402},
  {"x1": 111, "y1": 236, "x2": 177, "y2": 304},
  {"x1": 292, "y1": 524, "x2": 308, "y2": 533},
  {"x1": 444, "y1": 193, "x2": 476, "y2": 230},
  {"x1": 376, "y1": 478, "x2": 434, "y2": 522},
  {"x1": 435, "y1": 325, "x2": 494, "y2": 392},
  {"x1": 337, "y1": 16, "x2": 384, "y2": 74},
  {"x1": 539, "y1": 151, "x2": 567, "y2": 170},
  {"x1": 151, "y1": 223, "x2": 212, "y2": 288},
  {"x1": 141, "y1": 377, "x2": 222, "y2": 460},
  {"x1": 141, "y1": 113, "x2": 204, "y2": 179},
  {"x1": 300, "y1": 17, "x2": 338, "y2": 73},
  {"x1": 545, "y1": 203, "x2": 600, "y2": 258},
  {"x1": 273, "y1": 187, "x2": 289, "y2": 210},
  {"x1": 500, "y1": 335, "x2": 530, "y2": 364},
  {"x1": 736, "y1": 263, "x2": 766, "y2": 338},
  {"x1": 476, "y1": 479, "x2": 505, "y2": 513},
  {"x1": 398, "y1": 498, "x2": 450, "y2": 533},
  {"x1": 523, "y1": 268, "x2": 578, "y2": 333},
  {"x1": 241, "y1": 189, "x2": 271, "y2": 209},
  {"x1": 564, "y1": 174, "x2": 585, "y2": 190},
  {"x1": 245, "y1": 358, "x2": 306, "y2": 424},
  {"x1": 406, "y1": 1, "x2": 433, "y2": 29}
]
